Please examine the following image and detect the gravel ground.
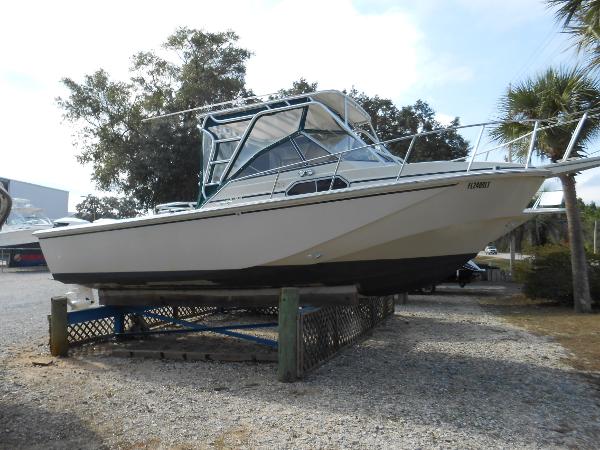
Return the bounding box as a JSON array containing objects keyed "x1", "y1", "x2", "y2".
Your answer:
[
  {"x1": 1, "y1": 275, "x2": 600, "y2": 449},
  {"x1": 0, "y1": 271, "x2": 67, "y2": 358}
]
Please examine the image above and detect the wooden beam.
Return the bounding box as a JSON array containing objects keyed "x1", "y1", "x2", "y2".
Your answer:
[
  {"x1": 277, "y1": 287, "x2": 299, "y2": 382},
  {"x1": 111, "y1": 348, "x2": 277, "y2": 362}
]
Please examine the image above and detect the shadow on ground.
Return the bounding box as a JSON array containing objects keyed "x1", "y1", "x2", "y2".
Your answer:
[
  {"x1": 6, "y1": 290, "x2": 600, "y2": 448},
  {"x1": 0, "y1": 400, "x2": 106, "y2": 449}
]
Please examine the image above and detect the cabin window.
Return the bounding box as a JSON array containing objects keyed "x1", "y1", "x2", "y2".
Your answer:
[
  {"x1": 303, "y1": 104, "x2": 379, "y2": 162},
  {"x1": 292, "y1": 134, "x2": 335, "y2": 162},
  {"x1": 229, "y1": 108, "x2": 303, "y2": 176},
  {"x1": 316, "y1": 177, "x2": 348, "y2": 191},
  {"x1": 378, "y1": 152, "x2": 396, "y2": 163},
  {"x1": 287, "y1": 177, "x2": 348, "y2": 196},
  {"x1": 287, "y1": 181, "x2": 316, "y2": 196},
  {"x1": 306, "y1": 131, "x2": 379, "y2": 162},
  {"x1": 236, "y1": 139, "x2": 303, "y2": 178},
  {"x1": 356, "y1": 128, "x2": 394, "y2": 156},
  {"x1": 201, "y1": 131, "x2": 214, "y2": 177},
  {"x1": 307, "y1": 131, "x2": 358, "y2": 154},
  {"x1": 209, "y1": 120, "x2": 251, "y2": 140},
  {"x1": 210, "y1": 162, "x2": 227, "y2": 183},
  {"x1": 304, "y1": 104, "x2": 344, "y2": 132},
  {"x1": 216, "y1": 141, "x2": 237, "y2": 160},
  {"x1": 342, "y1": 148, "x2": 381, "y2": 162}
]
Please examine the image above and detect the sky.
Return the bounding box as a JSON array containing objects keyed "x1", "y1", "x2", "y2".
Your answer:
[{"x1": 0, "y1": 0, "x2": 599, "y2": 210}]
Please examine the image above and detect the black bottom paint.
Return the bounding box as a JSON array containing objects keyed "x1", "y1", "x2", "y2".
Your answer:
[{"x1": 53, "y1": 253, "x2": 476, "y2": 296}]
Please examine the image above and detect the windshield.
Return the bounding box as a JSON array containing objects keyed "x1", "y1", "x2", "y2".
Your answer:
[
  {"x1": 228, "y1": 103, "x2": 383, "y2": 180},
  {"x1": 304, "y1": 131, "x2": 379, "y2": 162},
  {"x1": 5, "y1": 210, "x2": 52, "y2": 227},
  {"x1": 229, "y1": 108, "x2": 303, "y2": 177}
]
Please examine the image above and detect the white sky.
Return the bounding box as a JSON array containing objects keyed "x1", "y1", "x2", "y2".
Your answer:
[{"x1": 1, "y1": 0, "x2": 599, "y2": 210}]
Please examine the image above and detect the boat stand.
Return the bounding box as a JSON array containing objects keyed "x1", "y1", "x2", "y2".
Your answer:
[
  {"x1": 49, "y1": 287, "x2": 395, "y2": 381},
  {"x1": 118, "y1": 311, "x2": 278, "y2": 348}
]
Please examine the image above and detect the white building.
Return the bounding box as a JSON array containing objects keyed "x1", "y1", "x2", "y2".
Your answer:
[{"x1": 0, "y1": 177, "x2": 68, "y2": 220}]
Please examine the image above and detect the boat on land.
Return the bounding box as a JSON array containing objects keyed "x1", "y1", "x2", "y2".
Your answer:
[
  {"x1": 155, "y1": 202, "x2": 196, "y2": 214},
  {"x1": 36, "y1": 90, "x2": 600, "y2": 295},
  {"x1": 53, "y1": 216, "x2": 91, "y2": 228},
  {"x1": 0, "y1": 198, "x2": 53, "y2": 248},
  {"x1": 0, "y1": 198, "x2": 54, "y2": 267},
  {"x1": 0, "y1": 184, "x2": 11, "y2": 229}
]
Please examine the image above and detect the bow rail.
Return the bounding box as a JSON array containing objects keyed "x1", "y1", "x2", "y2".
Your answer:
[{"x1": 212, "y1": 106, "x2": 600, "y2": 202}]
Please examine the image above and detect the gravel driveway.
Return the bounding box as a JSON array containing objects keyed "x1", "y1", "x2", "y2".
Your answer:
[
  {"x1": 0, "y1": 271, "x2": 67, "y2": 358},
  {"x1": 1, "y1": 275, "x2": 600, "y2": 449}
]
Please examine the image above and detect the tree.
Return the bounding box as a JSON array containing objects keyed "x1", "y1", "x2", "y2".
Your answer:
[
  {"x1": 349, "y1": 90, "x2": 469, "y2": 161},
  {"x1": 277, "y1": 77, "x2": 318, "y2": 97},
  {"x1": 548, "y1": 0, "x2": 600, "y2": 70},
  {"x1": 75, "y1": 195, "x2": 139, "y2": 222},
  {"x1": 518, "y1": 243, "x2": 600, "y2": 306},
  {"x1": 276, "y1": 80, "x2": 469, "y2": 161},
  {"x1": 491, "y1": 67, "x2": 600, "y2": 312},
  {"x1": 494, "y1": 214, "x2": 567, "y2": 251},
  {"x1": 578, "y1": 198, "x2": 600, "y2": 250},
  {"x1": 58, "y1": 28, "x2": 252, "y2": 209}
]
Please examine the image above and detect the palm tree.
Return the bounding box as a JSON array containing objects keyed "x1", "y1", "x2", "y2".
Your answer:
[
  {"x1": 548, "y1": 0, "x2": 600, "y2": 70},
  {"x1": 491, "y1": 67, "x2": 600, "y2": 312}
]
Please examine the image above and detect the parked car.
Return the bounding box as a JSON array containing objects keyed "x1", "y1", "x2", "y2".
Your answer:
[{"x1": 484, "y1": 245, "x2": 498, "y2": 255}]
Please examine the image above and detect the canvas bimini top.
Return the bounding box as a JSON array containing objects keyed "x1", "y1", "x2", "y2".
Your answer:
[{"x1": 198, "y1": 90, "x2": 395, "y2": 202}]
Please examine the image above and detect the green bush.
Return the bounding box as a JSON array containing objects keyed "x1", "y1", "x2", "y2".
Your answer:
[
  {"x1": 519, "y1": 244, "x2": 600, "y2": 306},
  {"x1": 511, "y1": 260, "x2": 532, "y2": 284}
]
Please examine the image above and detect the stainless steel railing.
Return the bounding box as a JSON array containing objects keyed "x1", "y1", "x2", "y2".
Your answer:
[{"x1": 214, "y1": 107, "x2": 600, "y2": 201}]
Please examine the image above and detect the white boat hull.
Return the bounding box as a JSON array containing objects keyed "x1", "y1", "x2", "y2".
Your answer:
[
  {"x1": 0, "y1": 226, "x2": 50, "y2": 248},
  {"x1": 36, "y1": 170, "x2": 544, "y2": 294}
]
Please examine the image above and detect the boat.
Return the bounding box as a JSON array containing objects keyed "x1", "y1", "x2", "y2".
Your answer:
[
  {"x1": 155, "y1": 201, "x2": 196, "y2": 214},
  {"x1": 1, "y1": 198, "x2": 54, "y2": 267},
  {"x1": 0, "y1": 198, "x2": 53, "y2": 248},
  {"x1": 451, "y1": 260, "x2": 486, "y2": 287},
  {"x1": 53, "y1": 216, "x2": 91, "y2": 227},
  {"x1": 0, "y1": 183, "x2": 11, "y2": 229},
  {"x1": 35, "y1": 90, "x2": 600, "y2": 296}
]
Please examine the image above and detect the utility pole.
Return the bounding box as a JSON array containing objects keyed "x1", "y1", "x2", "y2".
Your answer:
[{"x1": 594, "y1": 220, "x2": 597, "y2": 254}]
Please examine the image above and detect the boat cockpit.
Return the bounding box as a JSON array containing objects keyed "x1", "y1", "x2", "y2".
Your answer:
[
  {"x1": 2, "y1": 199, "x2": 53, "y2": 230},
  {"x1": 199, "y1": 90, "x2": 400, "y2": 206}
]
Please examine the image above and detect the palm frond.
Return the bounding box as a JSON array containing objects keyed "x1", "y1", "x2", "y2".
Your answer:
[
  {"x1": 492, "y1": 67, "x2": 600, "y2": 162},
  {"x1": 548, "y1": 0, "x2": 600, "y2": 69}
]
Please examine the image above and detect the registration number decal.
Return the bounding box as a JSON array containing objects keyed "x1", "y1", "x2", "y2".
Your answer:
[{"x1": 467, "y1": 181, "x2": 490, "y2": 189}]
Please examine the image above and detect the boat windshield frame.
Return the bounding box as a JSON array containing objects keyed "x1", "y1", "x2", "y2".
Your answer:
[
  {"x1": 199, "y1": 94, "x2": 393, "y2": 201},
  {"x1": 5, "y1": 208, "x2": 53, "y2": 228}
]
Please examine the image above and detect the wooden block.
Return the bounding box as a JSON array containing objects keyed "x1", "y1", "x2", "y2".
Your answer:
[{"x1": 50, "y1": 296, "x2": 69, "y2": 357}]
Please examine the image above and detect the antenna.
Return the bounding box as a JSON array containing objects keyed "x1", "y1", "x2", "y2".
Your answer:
[{"x1": 141, "y1": 91, "x2": 281, "y2": 122}]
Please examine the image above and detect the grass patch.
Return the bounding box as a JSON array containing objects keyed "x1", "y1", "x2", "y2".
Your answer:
[{"x1": 480, "y1": 294, "x2": 600, "y2": 373}]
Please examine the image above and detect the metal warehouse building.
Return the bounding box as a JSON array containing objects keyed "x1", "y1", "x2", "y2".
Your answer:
[{"x1": 0, "y1": 177, "x2": 68, "y2": 220}]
